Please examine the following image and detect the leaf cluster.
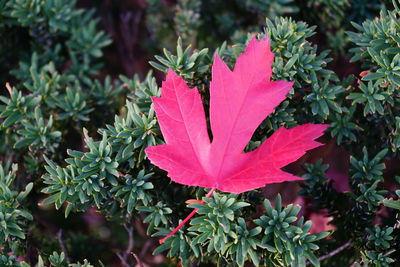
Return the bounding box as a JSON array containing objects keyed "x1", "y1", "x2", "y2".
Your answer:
[{"x1": 153, "y1": 193, "x2": 329, "y2": 267}]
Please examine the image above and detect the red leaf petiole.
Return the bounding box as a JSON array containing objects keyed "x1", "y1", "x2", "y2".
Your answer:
[{"x1": 159, "y1": 187, "x2": 216, "y2": 244}]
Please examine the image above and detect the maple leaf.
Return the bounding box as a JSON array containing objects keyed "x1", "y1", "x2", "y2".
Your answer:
[{"x1": 146, "y1": 37, "x2": 328, "y2": 194}]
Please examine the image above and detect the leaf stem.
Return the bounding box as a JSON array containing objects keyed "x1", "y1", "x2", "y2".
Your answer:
[
  {"x1": 57, "y1": 229, "x2": 70, "y2": 264},
  {"x1": 318, "y1": 241, "x2": 351, "y2": 262},
  {"x1": 159, "y1": 187, "x2": 216, "y2": 244},
  {"x1": 307, "y1": 241, "x2": 352, "y2": 265}
]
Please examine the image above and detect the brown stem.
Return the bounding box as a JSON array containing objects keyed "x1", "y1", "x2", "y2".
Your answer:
[
  {"x1": 131, "y1": 252, "x2": 144, "y2": 267},
  {"x1": 318, "y1": 241, "x2": 351, "y2": 262},
  {"x1": 307, "y1": 241, "x2": 352, "y2": 265},
  {"x1": 116, "y1": 253, "x2": 129, "y2": 267},
  {"x1": 123, "y1": 223, "x2": 135, "y2": 260},
  {"x1": 116, "y1": 216, "x2": 135, "y2": 267},
  {"x1": 57, "y1": 229, "x2": 70, "y2": 264},
  {"x1": 139, "y1": 239, "x2": 152, "y2": 258}
]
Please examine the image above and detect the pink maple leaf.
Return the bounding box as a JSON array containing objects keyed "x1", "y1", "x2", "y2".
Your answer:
[
  {"x1": 145, "y1": 36, "x2": 328, "y2": 242},
  {"x1": 146, "y1": 37, "x2": 328, "y2": 194}
]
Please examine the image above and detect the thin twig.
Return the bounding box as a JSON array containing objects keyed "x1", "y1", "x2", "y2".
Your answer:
[
  {"x1": 139, "y1": 239, "x2": 152, "y2": 258},
  {"x1": 131, "y1": 252, "x2": 144, "y2": 267},
  {"x1": 57, "y1": 229, "x2": 70, "y2": 264},
  {"x1": 116, "y1": 214, "x2": 139, "y2": 267},
  {"x1": 123, "y1": 223, "x2": 135, "y2": 259},
  {"x1": 318, "y1": 241, "x2": 352, "y2": 262},
  {"x1": 117, "y1": 217, "x2": 136, "y2": 267},
  {"x1": 116, "y1": 252, "x2": 129, "y2": 267}
]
